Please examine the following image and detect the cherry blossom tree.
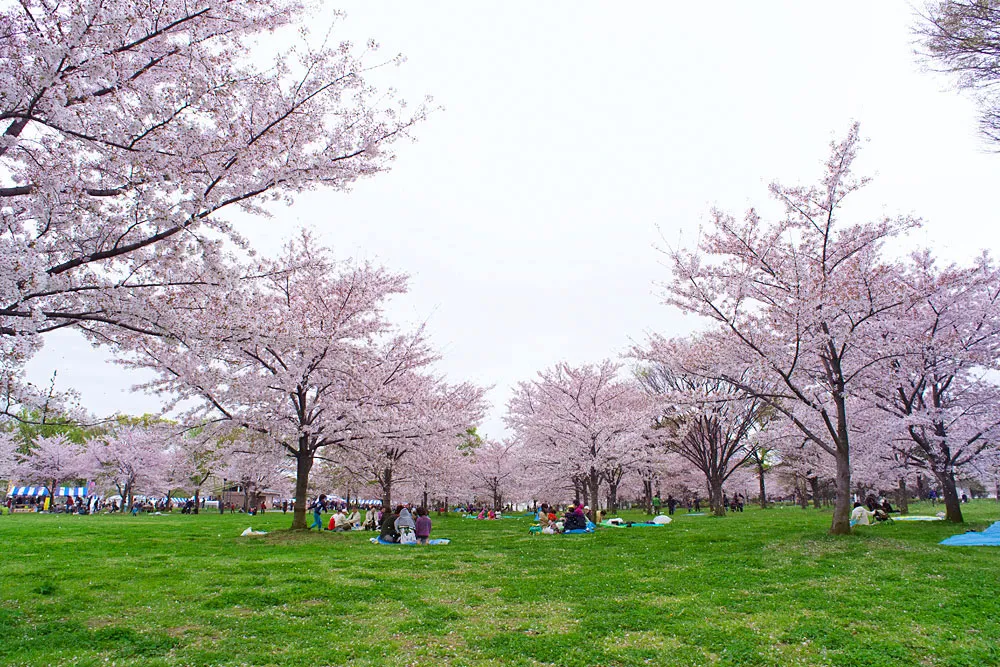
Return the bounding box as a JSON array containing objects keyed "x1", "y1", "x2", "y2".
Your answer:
[
  {"x1": 14, "y1": 434, "x2": 93, "y2": 500},
  {"x1": 93, "y1": 235, "x2": 485, "y2": 527},
  {"x1": 0, "y1": 432, "x2": 20, "y2": 481},
  {"x1": 91, "y1": 426, "x2": 171, "y2": 509},
  {"x1": 91, "y1": 235, "x2": 405, "y2": 527},
  {"x1": 634, "y1": 338, "x2": 768, "y2": 517},
  {"x1": 505, "y1": 360, "x2": 650, "y2": 514},
  {"x1": 337, "y1": 367, "x2": 487, "y2": 510},
  {"x1": 174, "y1": 425, "x2": 235, "y2": 514},
  {"x1": 0, "y1": 0, "x2": 426, "y2": 412},
  {"x1": 223, "y1": 434, "x2": 290, "y2": 511},
  {"x1": 866, "y1": 252, "x2": 1000, "y2": 522},
  {"x1": 468, "y1": 439, "x2": 523, "y2": 510},
  {"x1": 662, "y1": 125, "x2": 916, "y2": 534}
]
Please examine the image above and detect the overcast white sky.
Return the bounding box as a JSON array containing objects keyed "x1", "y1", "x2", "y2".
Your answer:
[{"x1": 25, "y1": 2, "x2": 1000, "y2": 438}]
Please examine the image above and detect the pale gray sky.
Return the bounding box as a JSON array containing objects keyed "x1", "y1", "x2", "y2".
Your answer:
[{"x1": 26, "y1": 2, "x2": 1000, "y2": 438}]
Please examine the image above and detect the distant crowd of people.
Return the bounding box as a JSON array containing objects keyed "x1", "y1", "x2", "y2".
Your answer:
[{"x1": 650, "y1": 493, "x2": 746, "y2": 515}]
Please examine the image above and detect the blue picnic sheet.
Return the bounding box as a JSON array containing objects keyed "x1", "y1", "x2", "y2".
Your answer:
[
  {"x1": 371, "y1": 537, "x2": 451, "y2": 546},
  {"x1": 940, "y1": 521, "x2": 1000, "y2": 546}
]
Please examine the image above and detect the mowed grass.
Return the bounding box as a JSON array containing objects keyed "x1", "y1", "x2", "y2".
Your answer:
[{"x1": 1, "y1": 502, "x2": 998, "y2": 667}]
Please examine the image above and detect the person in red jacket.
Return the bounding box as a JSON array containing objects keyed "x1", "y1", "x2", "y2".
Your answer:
[{"x1": 414, "y1": 506, "x2": 432, "y2": 545}]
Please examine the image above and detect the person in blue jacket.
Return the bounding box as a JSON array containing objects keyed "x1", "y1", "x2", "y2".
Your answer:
[{"x1": 309, "y1": 494, "x2": 327, "y2": 530}]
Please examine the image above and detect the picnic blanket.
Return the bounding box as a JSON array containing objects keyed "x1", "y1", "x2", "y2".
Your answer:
[
  {"x1": 599, "y1": 520, "x2": 667, "y2": 528},
  {"x1": 894, "y1": 515, "x2": 943, "y2": 522},
  {"x1": 370, "y1": 537, "x2": 451, "y2": 546},
  {"x1": 940, "y1": 521, "x2": 1000, "y2": 546},
  {"x1": 528, "y1": 525, "x2": 595, "y2": 534}
]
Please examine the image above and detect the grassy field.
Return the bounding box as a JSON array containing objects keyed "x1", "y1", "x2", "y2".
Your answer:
[{"x1": 0, "y1": 502, "x2": 998, "y2": 667}]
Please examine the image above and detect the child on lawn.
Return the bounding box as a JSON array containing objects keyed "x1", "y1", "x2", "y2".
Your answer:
[{"x1": 415, "y1": 507, "x2": 432, "y2": 545}]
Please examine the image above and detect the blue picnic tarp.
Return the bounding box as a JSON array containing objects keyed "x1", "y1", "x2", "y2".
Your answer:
[
  {"x1": 940, "y1": 521, "x2": 1000, "y2": 546},
  {"x1": 371, "y1": 537, "x2": 451, "y2": 546}
]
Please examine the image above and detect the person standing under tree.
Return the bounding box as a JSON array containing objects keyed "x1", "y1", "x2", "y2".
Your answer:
[{"x1": 309, "y1": 494, "x2": 327, "y2": 531}]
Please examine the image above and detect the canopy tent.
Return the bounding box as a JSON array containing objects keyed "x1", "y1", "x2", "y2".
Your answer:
[
  {"x1": 10, "y1": 486, "x2": 49, "y2": 497},
  {"x1": 57, "y1": 487, "x2": 88, "y2": 497}
]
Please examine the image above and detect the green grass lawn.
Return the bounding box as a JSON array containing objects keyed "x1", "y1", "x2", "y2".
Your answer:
[{"x1": 1, "y1": 502, "x2": 998, "y2": 666}]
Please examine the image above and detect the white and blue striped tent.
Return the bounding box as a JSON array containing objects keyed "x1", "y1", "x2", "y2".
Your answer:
[
  {"x1": 57, "y1": 487, "x2": 88, "y2": 497},
  {"x1": 10, "y1": 486, "x2": 49, "y2": 497}
]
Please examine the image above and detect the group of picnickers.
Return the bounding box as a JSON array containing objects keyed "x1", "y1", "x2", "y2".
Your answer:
[
  {"x1": 307, "y1": 495, "x2": 434, "y2": 544},
  {"x1": 535, "y1": 503, "x2": 597, "y2": 533}
]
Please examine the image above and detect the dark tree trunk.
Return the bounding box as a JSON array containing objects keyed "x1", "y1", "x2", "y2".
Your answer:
[
  {"x1": 797, "y1": 481, "x2": 808, "y2": 509},
  {"x1": 830, "y1": 441, "x2": 852, "y2": 535},
  {"x1": 422, "y1": 485, "x2": 429, "y2": 510},
  {"x1": 934, "y1": 468, "x2": 964, "y2": 523},
  {"x1": 709, "y1": 477, "x2": 725, "y2": 517},
  {"x1": 380, "y1": 466, "x2": 394, "y2": 511},
  {"x1": 588, "y1": 468, "x2": 600, "y2": 515},
  {"x1": 608, "y1": 483, "x2": 619, "y2": 515},
  {"x1": 643, "y1": 480, "x2": 653, "y2": 515},
  {"x1": 916, "y1": 475, "x2": 926, "y2": 501},
  {"x1": 573, "y1": 478, "x2": 581, "y2": 505},
  {"x1": 897, "y1": 477, "x2": 909, "y2": 515},
  {"x1": 193, "y1": 490, "x2": 200, "y2": 514},
  {"x1": 291, "y1": 440, "x2": 313, "y2": 530},
  {"x1": 757, "y1": 460, "x2": 768, "y2": 508},
  {"x1": 809, "y1": 476, "x2": 821, "y2": 509}
]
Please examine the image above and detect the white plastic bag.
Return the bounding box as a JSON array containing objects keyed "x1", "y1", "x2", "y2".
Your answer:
[{"x1": 399, "y1": 528, "x2": 417, "y2": 544}]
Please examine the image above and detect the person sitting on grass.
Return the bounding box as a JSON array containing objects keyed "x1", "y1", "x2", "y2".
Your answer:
[
  {"x1": 563, "y1": 505, "x2": 587, "y2": 531},
  {"x1": 415, "y1": 507, "x2": 432, "y2": 545},
  {"x1": 850, "y1": 502, "x2": 875, "y2": 527},
  {"x1": 881, "y1": 499, "x2": 898, "y2": 514},
  {"x1": 395, "y1": 506, "x2": 416, "y2": 540},
  {"x1": 329, "y1": 508, "x2": 348, "y2": 531},
  {"x1": 346, "y1": 507, "x2": 361, "y2": 529},
  {"x1": 363, "y1": 507, "x2": 379, "y2": 531},
  {"x1": 379, "y1": 507, "x2": 400, "y2": 543}
]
